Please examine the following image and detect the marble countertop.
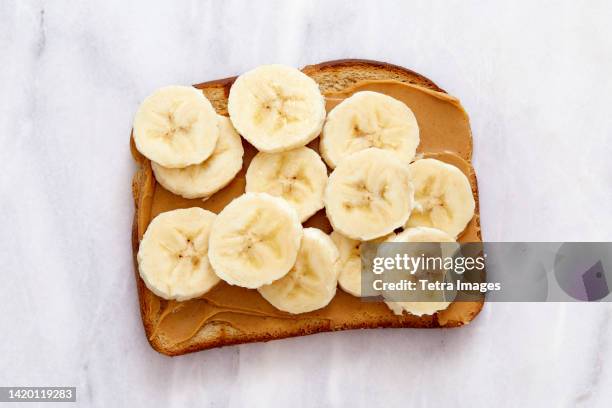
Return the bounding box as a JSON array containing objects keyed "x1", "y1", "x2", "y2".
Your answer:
[{"x1": 1, "y1": 0, "x2": 611, "y2": 406}]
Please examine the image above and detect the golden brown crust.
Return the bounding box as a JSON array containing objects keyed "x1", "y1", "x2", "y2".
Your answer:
[
  {"x1": 302, "y1": 59, "x2": 445, "y2": 93},
  {"x1": 131, "y1": 59, "x2": 484, "y2": 356}
]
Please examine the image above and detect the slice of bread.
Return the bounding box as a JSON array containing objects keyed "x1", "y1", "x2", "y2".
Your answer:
[{"x1": 131, "y1": 59, "x2": 484, "y2": 356}]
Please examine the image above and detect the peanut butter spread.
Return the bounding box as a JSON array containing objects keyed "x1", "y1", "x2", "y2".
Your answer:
[{"x1": 132, "y1": 80, "x2": 482, "y2": 348}]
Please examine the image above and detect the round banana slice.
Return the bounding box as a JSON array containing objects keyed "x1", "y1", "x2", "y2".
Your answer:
[
  {"x1": 324, "y1": 148, "x2": 414, "y2": 241},
  {"x1": 152, "y1": 116, "x2": 244, "y2": 199},
  {"x1": 258, "y1": 228, "x2": 339, "y2": 314},
  {"x1": 330, "y1": 231, "x2": 362, "y2": 297},
  {"x1": 245, "y1": 146, "x2": 328, "y2": 222},
  {"x1": 133, "y1": 86, "x2": 219, "y2": 168},
  {"x1": 405, "y1": 158, "x2": 475, "y2": 238},
  {"x1": 137, "y1": 207, "x2": 219, "y2": 301},
  {"x1": 331, "y1": 231, "x2": 394, "y2": 297},
  {"x1": 384, "y1": 226, "x2": 456, "y2": 317},
  {"x1": 208, "y1": 192, "x2": 303, "y2": 288},
  {"x1": 228, "y1": 64, "x2": 326, "y2": 153},
  {"x1": 320, "y1": 91, "x2": 419, "y2": 168}
]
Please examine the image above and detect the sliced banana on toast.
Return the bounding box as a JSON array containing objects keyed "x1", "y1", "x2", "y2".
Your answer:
[
  {"x1": 324, "y1": 148, "x2": 414, "y2": 241},
  {"x1": 331, "y1": 231, "x2": 392, "y2": 297},
  {"x1": 208, "y1": 192, "x2": 303, "y2": 289},
  {"x1": 320, "y1": 91, "x2": 419, "y2": 168},
  {"x1": 245, "y1": 146, "x2": 328, "y2": 222},
  {"x1": 258, "y1": 228, "x2": 339, "y2": 314},
  {"x1": 137, "y1": 207, "x2": 219, "y2": 301},
  {"x1": 406, "y1": 158, "x2": 475, "y2": 238},
  {"x1": 384, "y1": 226, "x2": 457, "y2": 317},
  {"x1": 133, "y1": 86, "x2": 219, "y2": 168},
  {"x1": 392, "y1": 226, "x2": 456, "y2": 243},
  {"x1": 152, "y1": 116, "x2": 244, "y2": 199},
  {"x1": 228, "y1": 64, "x2": 326, "y2": 152},
  {"x1": 330, "y1": 231, "x2": 362, "y2": 297}
]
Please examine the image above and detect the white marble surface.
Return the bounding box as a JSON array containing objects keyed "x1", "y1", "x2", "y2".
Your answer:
[{"x1": 1, "y1": 0, "x2": 612, "y2": 406}]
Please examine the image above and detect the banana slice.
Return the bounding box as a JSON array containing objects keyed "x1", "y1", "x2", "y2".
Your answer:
[
  {"x1": 330, "y1": 231, "x2": 362, "y2": 297},
  {"x1": 245, "y1": 146, "x2": 328, "y2": 222},
  {"x1": 208, "y1": 192, "x2": 303, "y2": 288},
  {"x1": 258, "y1": 228, "x2": 339, "y2": 314},
  {"x1": 384, "y1": 226, "x2": 457, "y2": 316},
  {"x1": 331, "y1": 231, "x2": 393, "y2": 297},
  {"x1": 137, "y1": 207, "x2": 219, "y2": 301},
  {"x1": 133, "y1": 86, "x2": 219, "y2": 168},
  {"x1": 405, "y1": 158, "x2": 475, "y2": 238},
  {"x1": 320, "y1": 91, "x2": 419, "y2": 168},
  {"x1": 228, "y1": 64, "x2": 326, "y2": 153},
  {"x1": 324, "y1": 148, "x2": 414, "y2": 241},
  {"x1": 392, "y1": 226, "x2": 456, "y2": 243},
  {"x1": 152, "y1": 116, "x2": 244, "y2": 199}
]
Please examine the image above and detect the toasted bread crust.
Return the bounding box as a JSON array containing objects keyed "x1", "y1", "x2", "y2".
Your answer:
[
  {"x1": 131, "y1": 59, "x2": 484, "y2": 356},
  {"x1": 302, "y1": 59, "x2": 445, "y2": 93}
]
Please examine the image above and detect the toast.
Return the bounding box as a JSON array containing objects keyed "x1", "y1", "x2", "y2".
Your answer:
[{"x1": 131, "y1": 59, "x2": 484, "y2": 356}]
